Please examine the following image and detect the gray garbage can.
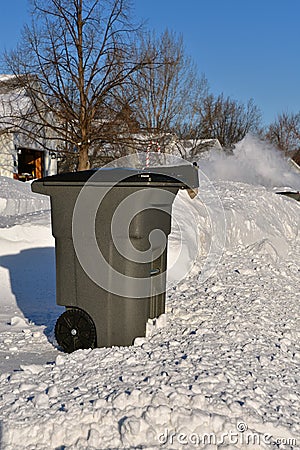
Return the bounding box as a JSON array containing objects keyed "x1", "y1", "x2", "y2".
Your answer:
[{"x1": 32, "y1": 164, "x2": 199, "y2": 352}]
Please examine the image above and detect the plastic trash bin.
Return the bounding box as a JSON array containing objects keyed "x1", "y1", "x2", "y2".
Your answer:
[{"x1": 31, "y1": 164, "x2": 199, "y2": 352}]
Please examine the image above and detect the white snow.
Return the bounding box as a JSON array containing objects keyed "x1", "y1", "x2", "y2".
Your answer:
[{"x1": 0, "y1": 140, "x2": 299, "y2": 449}]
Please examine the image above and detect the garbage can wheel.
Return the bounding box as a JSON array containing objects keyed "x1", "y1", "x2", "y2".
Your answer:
[{"x1": 55, "y1": 308, "x2": 96, "y2": 353}]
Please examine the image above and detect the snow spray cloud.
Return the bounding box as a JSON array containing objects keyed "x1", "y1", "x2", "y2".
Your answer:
[
  {"x1": 199, "y1": 134, "x2": 300, "y2": 190},
  {"x1": 72, "y1": 153, "x2": 226, "y2": 298}
]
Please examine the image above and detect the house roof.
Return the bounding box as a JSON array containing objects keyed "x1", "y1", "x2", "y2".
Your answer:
[{"x1": 0, "y1": 74, "x2": 32, "y2": 131}]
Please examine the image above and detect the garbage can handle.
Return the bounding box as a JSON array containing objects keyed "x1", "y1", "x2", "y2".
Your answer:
[{"x1": 150, "y1": 268, "x2": 160, "y2": 276}]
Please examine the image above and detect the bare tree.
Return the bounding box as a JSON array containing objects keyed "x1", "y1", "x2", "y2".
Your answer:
[
  {"x1": 266, "y1": 112, "x2": 300, "y2": 155},
  {"x1": 114, "y1": 29, "x2": 208, "y2": 150},
  {"x1": 3, "y1": 0, "x2": 149, "y2": 170},
  {"x1": 197, "y1": 94, "x2": 261, "y2": 148}
]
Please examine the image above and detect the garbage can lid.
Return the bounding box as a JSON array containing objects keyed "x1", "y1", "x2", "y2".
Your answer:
[{"x1": 33, "y1": 165, "x2": 199, "y2": 189}]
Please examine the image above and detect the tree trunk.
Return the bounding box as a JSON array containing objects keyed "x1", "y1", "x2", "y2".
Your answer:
[{"x1": 78, "y1": 146, "x2": 90, "y2": 171}]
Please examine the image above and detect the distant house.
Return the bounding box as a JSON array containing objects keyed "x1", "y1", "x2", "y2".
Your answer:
[
  {"x1": 130, "y1": 133, "x2": 223, "y2": 160},
  {"x1": 177, "y1": 138, "x2": 223, "y2": 160},
  {"x1": 0, "y1": 74, "x2": 57, "y2": 181}
]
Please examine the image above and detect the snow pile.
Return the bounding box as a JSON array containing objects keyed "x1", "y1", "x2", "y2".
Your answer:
[
  {"x1": 168, "y1": 181, "x2": 299, "y2": 285},
  {"x1": 0, "y1": 241, "x2": 299, "y2": 449},
  {"x1": 0, "y1": 177, "x2": 50, "y2": 218},
  {"x1": 0, "y1": 169, "x2": 299, "y2": 449}
]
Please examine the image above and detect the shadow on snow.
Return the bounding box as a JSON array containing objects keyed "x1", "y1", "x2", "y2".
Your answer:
[{"x1": 0, "y1": 247, "x2": 63, "y2": 343}]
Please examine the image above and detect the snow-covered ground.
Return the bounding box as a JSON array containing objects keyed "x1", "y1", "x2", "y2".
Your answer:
[{"x1": 0, "y1": 138, "x2": 299, "y2": 449}]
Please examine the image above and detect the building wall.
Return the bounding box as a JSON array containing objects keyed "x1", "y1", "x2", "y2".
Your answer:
[
  {"x1": 0, "y1": 132, "x2": 16, "y2": 178},
  {"x1": 44, "y1": 151, "x2": 57, "y2": 176}
]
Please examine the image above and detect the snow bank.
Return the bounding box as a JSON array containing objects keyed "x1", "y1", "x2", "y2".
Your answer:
[
  {"x1": 168, "y1": 180, "x2": 299, "y2": 286},
  {"x1": 168, "y1": 135, "x2": 300, "y2": 287},
  {"x1": 0, "y1": 177, "x2": 50, "y2": 217},
  {"x1": 0, "y1": 241, "x2": 299, "y2": 449}
]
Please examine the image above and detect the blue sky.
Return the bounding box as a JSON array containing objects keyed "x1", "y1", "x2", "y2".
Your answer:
[{"x1": 1, "y1": 0, "x2": 300, "y2": 125}]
